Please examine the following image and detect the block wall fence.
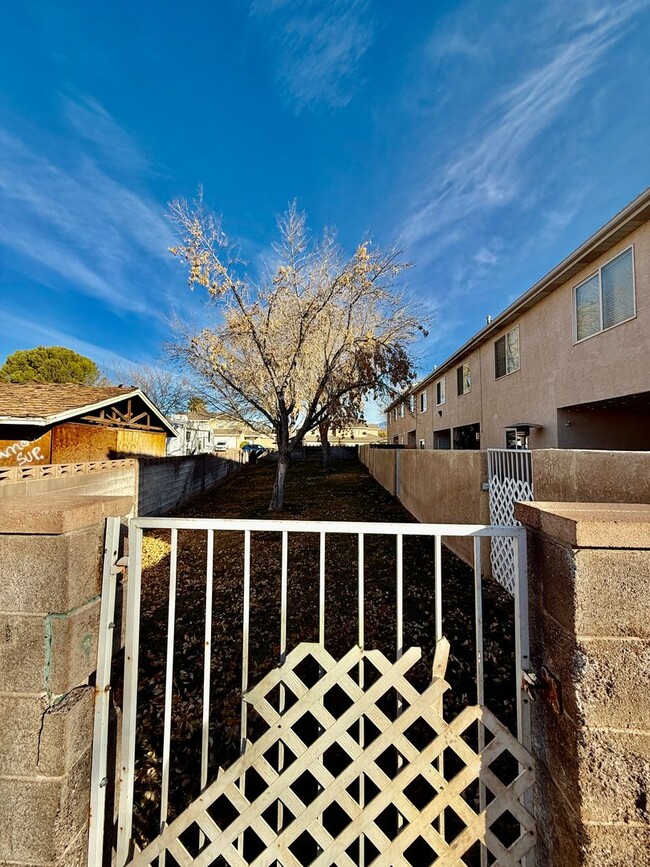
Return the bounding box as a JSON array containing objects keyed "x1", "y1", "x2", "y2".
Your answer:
[
  {"x1": 359, "y1": 445, "x2": 650, "y2": 566},
  {"x1": 0, "y1": 450, "x2": 244, "y2": 517},
  {"x1": 2, "y1": 497, "x2": 647, "y2": 865}
]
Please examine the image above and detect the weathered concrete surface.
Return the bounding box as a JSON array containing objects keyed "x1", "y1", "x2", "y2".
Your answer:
[
  {"x1": 0, "y1": 494, "x2": 130, "y2": 866},
  {"x1": 515, "y1": 500, "x2": 650, "y2": 548},
  {"x1": 0, "y1": 493, "x2": 133, "y2": 535},
  {"x1": 520, "y1": 501, "x2": 650, "y2": 867},
  {"x1": 533, "y1": 448, "x2": 650, "y2": 505},
  {"x1": 0, "y1": 523, "x2": 104, "y2": 613}
]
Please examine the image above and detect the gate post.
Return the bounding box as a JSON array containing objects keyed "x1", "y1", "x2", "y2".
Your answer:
[
  {"x1": 0, "y1": 493, "x2": 132, "y2": 867},
  {"x1": 515, "y1": 501, "x2": 650, "y2": 866}
]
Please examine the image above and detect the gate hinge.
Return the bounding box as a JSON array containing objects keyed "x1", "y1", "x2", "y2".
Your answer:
[
  {"x1": 110, "y1": 555, "x2": 129, "y2": 575},
  {"x1": 522, "y1": 666, "x2": 563, "y2": 713},
  {"x1": 522, "y1": 670, "x2": 540, "y2": 690}
]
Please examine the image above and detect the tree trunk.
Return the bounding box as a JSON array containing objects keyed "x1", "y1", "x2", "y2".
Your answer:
[
  {"x1": 319, "y1": 420, "x2": 332, "y2": 472},
  {"x1": 269, "y1": 412, "x2": 290, "y2": 510},
  {"x1": 269, "y1": 449, "x2": 290, "y2": 510}
]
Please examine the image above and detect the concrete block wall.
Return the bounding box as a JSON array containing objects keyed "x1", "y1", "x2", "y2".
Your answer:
[
  {"x1": 360, "y1": 445, "x2": 488, "y2": 565},
  {"x1": 136, "y1": 451, "x2": 241, "y2": 516},
  {"x1": 515, "y1": 502, "x2": 650, "y2": 866},
  {"x1": 0, "y1": 465, "x2": 136, "y2": 506},
  {"x1": 0, "y1": 451, "x2": 243, "y2": 518},
  {"x1": 0, "y1": 494, "x2": 132, "y2": 867}
]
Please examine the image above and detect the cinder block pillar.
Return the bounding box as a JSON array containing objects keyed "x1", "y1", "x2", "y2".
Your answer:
[
  {"x1": 0, "y1": 494, "x2": 132, "y2": 867},
  {"x1": 515, "y1": 501, "x2": 650, "y2": 867}
]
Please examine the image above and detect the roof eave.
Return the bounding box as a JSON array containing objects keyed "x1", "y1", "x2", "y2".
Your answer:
[{"x1": 386, "y1": 186, "x2": 650, "y2": 411}]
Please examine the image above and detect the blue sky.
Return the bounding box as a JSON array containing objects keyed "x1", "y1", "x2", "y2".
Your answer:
[{"x1": 0, "y1": 0, "x2": 648, "y2": 418}]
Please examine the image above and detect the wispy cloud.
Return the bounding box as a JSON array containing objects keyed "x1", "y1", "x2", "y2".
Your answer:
[
  {"x1": 0, "y1": 313, "x2": 139, "y2": 368},
  {"x1": 250, "y1": 0, "x2": 376, "y2": 109},
  {"x1": 0, "y1": 97, "x2": 176, "y2": 317},
  {"x1": 402, "y1": 0, "x2": 648, "y2": 255}
]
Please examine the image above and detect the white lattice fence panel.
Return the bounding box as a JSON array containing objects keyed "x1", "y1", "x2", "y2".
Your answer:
[
  {"x1": 127, "y1": 643, "x2": 535, "y2": 867},
  {"x1": 488, "y1": 453, "x2": 533, "y2": 594}
]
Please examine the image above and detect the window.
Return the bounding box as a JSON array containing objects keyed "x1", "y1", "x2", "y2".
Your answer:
[
  {"x1": 495, "y1": 325, "x2": 520, "y2": 378},
  {"x1": 435, "y1": 378, "x2": 445, "y2": 406},
  {"x1": 457, "y1": 363, "x2": 471, "y2": 396},
  {"x1": 419, "y1": 390, "x2": 428, "y2": 412},
  {"x1": 408, "y1": 394, "x2": 415, "y2": 413},
  {"x1": 575, "y1": 247, "x2": 635, "y2": 341},
  {"x1": 419, "y1": 439, "x2": 426, "y2": 449},
  {"x1": 400, "y1": 402, "x2": 405, "y2": 418}
]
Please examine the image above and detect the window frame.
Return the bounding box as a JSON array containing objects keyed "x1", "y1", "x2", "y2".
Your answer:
[
  {"x1": 399, "y1": 402, "x2": 405, "y2": 419},
  {"x1": 573, "y1": 245, "x2": 636, "y2": 344},
  {"x1": 494, "y1": 324, "x2": 521, "y2": 379},
  {"x1": 408, "y1": 394, "x2": 415, "y2": 414},
  {"x1": 419, "y1": 390, "x2": 428, "y2": 413},
  {"x1": 457, "y1": 363, "x2": 471, "y2": 396},
  {"x1": 435, "y1": 377, "x2": 445, "y2": 406}
]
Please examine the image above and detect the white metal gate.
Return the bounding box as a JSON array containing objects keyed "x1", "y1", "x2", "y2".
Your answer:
[
  {"x1": 89, "y1": 517, "x2": 535, "y2": 866},
  {"x1": 487, "y1": 450, "x2": 533, "y2": 595}
]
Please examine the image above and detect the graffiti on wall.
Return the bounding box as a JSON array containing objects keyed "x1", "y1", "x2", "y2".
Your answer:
[{"x1": 0, "y1": 439, "x2": 46, "y2": 466}]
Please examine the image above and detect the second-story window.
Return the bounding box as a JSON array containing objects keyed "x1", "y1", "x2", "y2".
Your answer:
[
  {"x1": 400, "y1": 402, "x2": 405, "y2": 418},
  {"x1": 419, "y1": 390, "x2": 428, "y2": 412},
  {"x1": 436, "y1": 378, "x2": 445, "y2": 406},
  {"x1": 408, "y1": 394, "x2": 415, "y2": 413},
  {"x1": 495, "y1": 325, "x2": 520, "y2": 378},
  {"x1": 574, "y1": 247, "x2": 635, "y2": 341},
  {"x1": 457, "y1": 363, "x2": 471, "y2": 396}
]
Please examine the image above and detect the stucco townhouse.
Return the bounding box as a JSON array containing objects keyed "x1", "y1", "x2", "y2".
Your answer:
[{"x1": 387, "y1": 187, "x2": 650, "y2": 452}]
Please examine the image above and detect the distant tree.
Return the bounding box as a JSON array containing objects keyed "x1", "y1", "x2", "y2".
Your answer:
[
  {"x1": 104, "y1": 362, "x2": 190, "y2": 416},
  {"x1": 188, "y1": 396, "x2": 208, "y2": 414},
  {"x1": 169, "y1": 197, "x2": 426, "y2": 510},
  {"x1": 0, "y1": 346, "x2": 100, "y2": 385}
]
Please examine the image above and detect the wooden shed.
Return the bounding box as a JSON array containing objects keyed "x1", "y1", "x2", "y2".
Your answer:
[{"x1": 0, "y1": 383, "x2": 177, "y2": 468}]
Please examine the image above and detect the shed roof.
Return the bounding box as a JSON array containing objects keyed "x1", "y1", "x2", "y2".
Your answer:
[{"x1": 0, "y1": 383, "x2": 177, "y2": 435}]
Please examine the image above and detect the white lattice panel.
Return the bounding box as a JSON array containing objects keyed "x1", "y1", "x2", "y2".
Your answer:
[
  {"x1": 127, "y1": 643, "x2": 535, "y2": 867},
  {"x1": 488, "y1": 451, "x2": 533, "y2": 595}
]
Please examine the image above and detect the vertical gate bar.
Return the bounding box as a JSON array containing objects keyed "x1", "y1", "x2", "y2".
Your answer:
[
  {"x1": 198, "y1": 529, "x2": 215, "y2": 852},
  {"x1": 277, "y1": 530, "x2": 288, "y2": 845},
  {"x1": 319, "y1": 531, "x2": 326, "y2": 645},
  {"x1": 159, "y1": 528, "x2": 179, "y2": 867},
  {"x1": 240, "y1": 528, "x2": 252, "y2": 750},
  {"x1": 239, "y1": 529, "x2": 251, "y2": 858},
  {"x1": 201, "y1": 530, "x2": 214, "y2": 788},
  {"x1": 396, "y1": 534, "x2": 403, "y2": 660},
  {"x1": 116, "y1": 522, "x2": 144, "y2": 867},
  {"x1": 474, "y1": 535, "x2": 488, "y2": 867},
  {"x1": 88, "y1": 516, "x2": 121, "y2": 867},
  {"x1": 280, "y1": 531, "x2": 288, "y2": 663},
  {"x1": 396, "y1": 533, "x2": 404, "y2": 832},
  {"x1": 514, "y1": 528, "x2": 535, "y2": 867},
  {"x1": 358, "y1": 532, "x2": 365, "y2": 867},
  {"x1": 434, "y1": 533, "x2": 445, "y2": 840},
  {"x1": 434, "y1": 535, "x2": 442, "y2": 642},
  {"x1": 317, "y1": 530, "x2": 326, "y2": 856}
]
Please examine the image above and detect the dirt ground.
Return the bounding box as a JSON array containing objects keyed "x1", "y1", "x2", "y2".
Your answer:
[{"x1": 128, "y1": 455, "x2": 516, "y2": 851}]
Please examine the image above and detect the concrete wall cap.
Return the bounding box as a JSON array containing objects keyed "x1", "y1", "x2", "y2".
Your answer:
[
  {"x1": 0, "y1": 494, "x2": 133, "y2": 535},
  {"x1": 514, "y1": 501, "x2": 650, "y2": 549}
]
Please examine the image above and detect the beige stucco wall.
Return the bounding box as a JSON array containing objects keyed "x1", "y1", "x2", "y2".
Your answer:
[
  {"x1": 389, "y1": 220, "x2": 650, "y2": 450},
  {"x1": 533, "y1": 449, "x2": 650, "y2": 503}
]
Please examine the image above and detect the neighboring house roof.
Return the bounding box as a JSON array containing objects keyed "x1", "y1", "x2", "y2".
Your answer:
[
  {"x1": 387, "y1": 185, "x2": 650, "y2": 411},
  {"x1": 0, "y1": 383, "x2": 177, "y2": 435}
]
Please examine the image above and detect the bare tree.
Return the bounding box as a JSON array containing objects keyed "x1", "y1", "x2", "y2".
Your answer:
[
  {"x1": 104, "y1": 362, "x2": 190, "y2": 417},
  {"x1": 169, "y1": 197, "x2": 427, "y2": 509}
]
